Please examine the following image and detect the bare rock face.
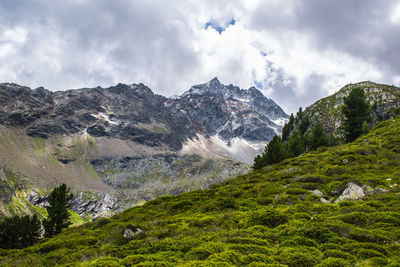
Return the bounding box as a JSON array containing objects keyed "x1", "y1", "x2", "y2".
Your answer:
[
  {"x1": 123, "y1": 224, "x2": 144, "y2": 239},
  {"x1": 334, "y1": 182, "x2": 366, "y2": 203}
]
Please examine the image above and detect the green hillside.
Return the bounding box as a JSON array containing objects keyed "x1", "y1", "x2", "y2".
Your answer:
[
  {"x1": 296, "y1": 81, "x2": 400, "y2": 137},
  {"x1": 1, "y1": 116, "x2": 400, "y2": 266}
]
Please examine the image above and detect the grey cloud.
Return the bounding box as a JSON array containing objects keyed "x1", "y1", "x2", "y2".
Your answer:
[
  {"x1": 251, "y1": 0, "x2": 400, "y2": 76},
  {"x1": 0, "y1": 0, "x2": 398, "y2": 115},
  {"x1": 0, "y1": 0, "x2": 200, "y2": 93}
]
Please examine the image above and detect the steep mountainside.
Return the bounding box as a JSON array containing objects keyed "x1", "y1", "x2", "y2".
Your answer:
[
  {"x1": 2, "y1": 116, "x2": 399, "y2": 266},
  {"x1": 296, "y1": 81, "x2": 400, "y2": 136},
  {"x1": 0, "y1": 78, "x2": 287, "y2": 219}
]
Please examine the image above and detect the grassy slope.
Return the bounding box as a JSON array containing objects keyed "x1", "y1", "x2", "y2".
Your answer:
[{"x1": 1, "y1": 116, "x2": 400, "y2": 266}]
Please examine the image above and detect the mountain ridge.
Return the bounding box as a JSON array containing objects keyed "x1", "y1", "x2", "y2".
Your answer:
[{"x1": 0, "y1": 78, "x2": 287, "y2": 219}]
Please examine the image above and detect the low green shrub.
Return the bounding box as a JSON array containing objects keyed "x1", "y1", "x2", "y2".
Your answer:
[
  {"x1": 207, "y1": 250, "x2": 244, "y2": 265},
  {"x1": 286, "y1": 188, "x2": 308, "y2": 195},
  {"x1": 226, "y1": 237, "x2": 271, "y2": 247},
  {"x1": 280, "y1": 236, "x2": 318, "y2": 247},
  {"x1": 278, "y1": 247, "x2": 321, "y2": 267},
  {"x1": 322, "y1": 249, "x2": 355, "y2": 262},
  {"x1": 293, "y1": 212, "x2": 311, "y2": 220},
  {"x1": 87, "y1": 256, "x2": 123, "y2": 267},
  {"x1": 247, "y1": 209, "x2": 288, "y2": 228},
  {"x1": 229, "y1": 244, "x2": 273, "y2": 255},
  {"x1": 337, "y1": 212, "x2": 369, "y2": 226},
  {"x1": 316, "y1": 257, "x2": 352, "y2": 267},
  {"x1": 357, "y1": 248, "x2": 386, "y2": 259}
]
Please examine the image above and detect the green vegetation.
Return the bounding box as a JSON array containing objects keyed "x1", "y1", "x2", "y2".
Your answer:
[
  {"x1": 0, "y1": 214, "x2": 41, "y2": 249},
  {"x1": 253, "y1": 122, "x2": 333, "y2": 170},
  {"x1": 43, "y1": 184, "x2": 74, "y2": 237},
  {"x1": 29, "y1": 136, "x2": 47, "y2": 158},
  {"x1": 253, "y1": 135, "x2": 288, "y2": 169},
  {"x1": 307, "y1": 123, "x2": 330, "y2": 150},
  {"x1": 0, "y1": 116, "x2": 399, "y2": 266},
  {"x1": 342, "y1": 87, "x2": 371, "y2": 142}
]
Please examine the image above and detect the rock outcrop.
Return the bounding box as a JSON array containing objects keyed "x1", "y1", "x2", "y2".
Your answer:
[
  {"x1": 123, "y1": 224, "x2": 144, "y2": 239},
  {"x1": 334, "y1": 182, "x2": 366, "y2": 203}
]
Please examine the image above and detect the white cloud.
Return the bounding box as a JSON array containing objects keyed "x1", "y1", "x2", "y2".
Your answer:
[
  {"x1": 0, "y1": 0, "x2": 398, "y2": 114},
  {"x1": 390, "y1": 2, "x2": 400, "y2": 23}
]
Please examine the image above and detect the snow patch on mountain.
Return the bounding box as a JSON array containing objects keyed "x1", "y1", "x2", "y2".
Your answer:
[{"x1": 181, "y1": 134, "x2": 266, "y2": 164}]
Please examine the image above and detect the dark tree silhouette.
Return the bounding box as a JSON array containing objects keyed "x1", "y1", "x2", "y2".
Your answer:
[
  {"x1": 44, "y1": 183, "x2": 73, "y2": 237},
  {"x1": 0, "y1": 214, "x2": 41, "y2": 249},
  {"x1": 308, "y1": 123, "x2": 329, "y2": 150},
  {"x1": 288, "y1": 130, "x2": 305, "y2": 157},
  {"x1": 253, "y1": 135, "x2": 288, "y2": 170},
  {"x1": 342, "y1": 87, "x2": 371, "y2": 142}
]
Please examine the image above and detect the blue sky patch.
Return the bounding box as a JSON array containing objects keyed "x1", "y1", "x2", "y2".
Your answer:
[
  {"x1": 205, "y1": 18, "x2": 236, "y2": 34},
  {"x1": 254, "y1": 80, "x2": 263, "y2": 89}
]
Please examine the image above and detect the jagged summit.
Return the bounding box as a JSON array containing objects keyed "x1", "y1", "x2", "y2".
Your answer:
[
  {"x1": 0, "y1": 79, "x2": 288, "y2": 163},
  {"x1": 182, "y1": 77, "x2": 224, "y2": 96}
]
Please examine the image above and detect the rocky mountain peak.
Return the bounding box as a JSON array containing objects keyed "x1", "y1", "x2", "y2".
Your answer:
[
  {"x1": 0, "y1": 79, "x2": 289, "y2": 163},
  {"x1": 182, "y1": 77, "x2": 224, "y2": 97}
]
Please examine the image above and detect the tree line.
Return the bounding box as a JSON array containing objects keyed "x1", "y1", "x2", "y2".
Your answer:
[
  {"x1": 0, "y1": 184, "x2": 73, "y2": 249},
  {"x1": 253, "y1": 87, "x2": 371, "y2": 170}
]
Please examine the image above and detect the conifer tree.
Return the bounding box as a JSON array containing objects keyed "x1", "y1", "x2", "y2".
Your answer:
[
  {"x1": 298, "y1": 115, "x2": 310, "y2": 136},
  {"x1": 0, "y1": 214, "x2": 41, "y2": 249},
  {"x1": 308, "y1": 123, "x2": 329, "y2": 151},
  {"x1": 288, "y1": 130, "x2": 305, "y2": 157},
  {"x1": 44, "y1": 183, "x2": 73, "y2": 237},
  {"x1": 282, "y1": 114, "x2": 295, "y2": 142},
  {"x1": 262, "y1": 135, "x2": 288, "y2": 165},
  {"x1": 342, "y1": 87, "x2": 371, "y2": 142},
  {"x1": 252, "y1": 135, "x2": 289, "y2": 170},
  {"x1": 252, "y1": 155, "x2": 264, "y2": 170}
]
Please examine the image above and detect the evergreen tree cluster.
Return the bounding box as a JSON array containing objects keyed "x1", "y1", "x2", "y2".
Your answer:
[
  {"x1": 0, "y1": 183, "x2": 73, "y2": 249},
  {"x1": 253, "y1": 87, "x2": 372, "y2": 170},
  {"x1": 0, "y1": 214, "x2": 41, "y2": 249},
  {"x1": 342, "y1": 87, "x2": 371, "y2": 142},
  {"x1": 253, "y1": 108, "x2": 333, "y2": 170}
]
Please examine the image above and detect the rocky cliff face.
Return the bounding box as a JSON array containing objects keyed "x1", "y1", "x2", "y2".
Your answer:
[{"x1": 0, "y1": 78, "x2": 286, "y2": 219}]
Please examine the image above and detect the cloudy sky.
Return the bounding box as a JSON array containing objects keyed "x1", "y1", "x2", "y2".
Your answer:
[{"x1": 1, "y1": 0, "x2": 399, "y2": 113}]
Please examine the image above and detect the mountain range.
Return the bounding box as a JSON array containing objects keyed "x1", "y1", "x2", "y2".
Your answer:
[{"x1": 0, "y1": 78, "x2": 287, "y2": 219}]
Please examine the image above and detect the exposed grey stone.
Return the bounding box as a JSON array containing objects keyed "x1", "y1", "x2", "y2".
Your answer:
[
  {"x1": 334, "y1": 182, "x2": 366, "y2": 203},
  {"x1": 70, "y1": 193, "x2": 117, "y2": 219},
  {"x1": 374, "y1": 187, "x2": 389, "y2": 195},
  {"x1": 123, "y1": 224, "x2": 144, "y2": 239},
  {"x1": 311, "y1": 190, "x2": 325, "y2": 198},
  {"x1": 320, "y1": 198, "x2": 331, "y2": 203},
  {"x1": 27, "y1": 191, "x2": 49, "y2": 207},
  {"x1": 362, "y1": 185, "x2": 374, "y2": 195}
]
